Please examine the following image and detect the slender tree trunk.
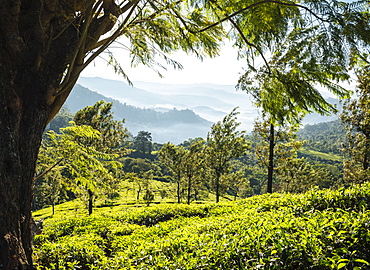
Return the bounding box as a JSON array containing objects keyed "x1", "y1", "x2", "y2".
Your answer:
[
  {"x1": 52, "y1": 203, "x2": 55, "y2": 216},
  {"x1": 88, "y1": 189, "x2": 94, "y2": 215},
  {"x1": 267, "y1": 123, "x2": 275, "y2": 193},
  {"x1": 177, "y1": 176, "x2": 181, "y2": 204},
  {"x1": 136, "y1": 183, "x2": 142, "y2": 201},
  {"x1": 194, "y1": 189, "x2": 199, "y2": 201},
  {"x1": 215, "y1": 172, "x2": 220, "y2": 203},
  {"x1": 187, "y1": 176, "x2": 191, "y2": 205},
  {"x1": 363, "y1": 136, "x2": 370, "y2": 172}
]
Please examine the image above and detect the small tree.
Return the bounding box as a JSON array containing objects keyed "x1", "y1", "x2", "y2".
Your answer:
[
  {"x1": 33, "y1": 168, "x2": 67, "y2": 215},
  {"x1": 340, "y1": 66, "x2": 370, "y2": 184},
  {"x1": 205, "y1": 108, "x2": 250, "y2": 203},
  {"x1": 225, "y1": 161, "x2": 252, "y2": 200},
  {"x1": 143, "y1": 189, "x2": 155, "y2": 206},
  {"x1": 182, "y1": 140, "x2": 205, "y2": 204},
  {"x1": 134, "y1": 131, "x2": 153, "y2": 155},
  {"x1": 158, "y1": 143, "x2": 186, "y2": 203},
  {"x1": 252, "y1": 114, "x2": 304, "y2": 193},
  {"x1": 277, "y1": 158, "x2": 335, "y2": 193},
  {"x1": 36, "y1": 123, "x2": 122, "y2": 215}
]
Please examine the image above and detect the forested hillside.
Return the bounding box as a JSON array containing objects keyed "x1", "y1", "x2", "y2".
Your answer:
[
  {"x1": 298, "y1": 120, "x2": 345, "y2": 155},
  {"x1": 66, "y1": 84, "x2": 212, "y2": 143}
]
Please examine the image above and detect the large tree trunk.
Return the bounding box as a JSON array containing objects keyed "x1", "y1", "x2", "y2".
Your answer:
[
  {"x1": 0, "y1": 3, "x2": 75, "y2": 267},
  {"x1": 0, "y1": 0, "x2": 131, "y2": 267},
  {"x1": 0, "y1": 78, "x2": 49, "y2": 269}
]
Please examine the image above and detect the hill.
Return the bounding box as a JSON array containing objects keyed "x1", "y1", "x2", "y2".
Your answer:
[
  {"x1": 66, "y1": 84, "x2": 213, "y2": 143},
  {"x1": 77, "y1": 77, "x2": 340, "y2": 133},
  {"x1": 298, "y1": 119, "x2": 346, "y2": 156}
]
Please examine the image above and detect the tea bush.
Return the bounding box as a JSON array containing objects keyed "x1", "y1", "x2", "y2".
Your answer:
[{"x1": 33, "y1": 183, "x2": 370, "y2": 269}]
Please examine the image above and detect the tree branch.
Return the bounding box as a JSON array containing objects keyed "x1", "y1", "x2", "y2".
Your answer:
[
  {"x1": 209, "y1": 0, "x2": 272, "y2": 73},
  {"x1": 54, "y1": 0, "x2": 140, "y2": 97},
  {"x1": 34, "y1": 158, "x2": 64, "y2": 182},
  {"x1": 197, "y1": 0, "x2": 329, "y2": 34}
]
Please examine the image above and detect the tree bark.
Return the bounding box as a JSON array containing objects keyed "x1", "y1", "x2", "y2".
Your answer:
[
  {"x1": 267, "y1": 123, "x2": 275, "y2": 193},
  {"x1": 0, "y1": 0, "x2": 135, "y2": 266},
  {"x1": 215, "y1": 172, "x2": 220, "y2": 203},
  {"x1": 88, "y1": 189, "x2": 94, "y2": 215},
  {"x1": 187, "y1": 176, "x2": 191, "y2": 205},
  {"x1": 0, "y1": 3, "x2": 77, "y2": 267},
  {"x1": 177, "y1": 177, "x2": 181, "y2": 204},
  {"x1": 0, "y1": 77, "x2": 50, "y2": 269}
]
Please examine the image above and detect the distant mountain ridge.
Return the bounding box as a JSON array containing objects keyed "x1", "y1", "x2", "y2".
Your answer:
[
  {"x1": 76, "y1": 77, "x2": 256, "y2": 126},
  {"x1": 77, "y1": 77, "x2": 340, "y2": 128},
  {"x1": 71, "y1": 77, "x2": 342, "y2": 143},
  {"x1": 66, "y1": 84, "x2": 212, "y2": 143}
]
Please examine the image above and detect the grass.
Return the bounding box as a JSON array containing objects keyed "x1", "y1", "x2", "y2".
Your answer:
[
  {"x1": 33, "y1": 179, "x2": 233, "y2": 220},
  {"x1": 299, "y1": 148, "x2": 343, "y2": 162}
]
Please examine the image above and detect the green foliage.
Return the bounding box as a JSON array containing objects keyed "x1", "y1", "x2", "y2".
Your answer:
[
  {"x1": 158, "y1": 143, "x2": 187, "y2": 203},
  {"x1": 133, "y1": 131, "x2": 153, "y2": 155},
  {"x1": 48, "y1": 106, "x2": 74, "y2": 133},
  {"x1": 181, "y1": 139, "x2": 206, "y2": 204},
  {"x1": 277, "y1": 158, "x2": 336, "y2": 193},
  {"x1": 205, "y1": 108, "x2": 250, "y2": 202},
  {"x1": 74, "y1": 100, "x2": 130, "y2": 156},
  {"x1": 298, "y1": 120, "x2": 346, "y2": 156},
  {"x1": 35, "y1": 122, "x2": 122, "y2": 214},
  {"x1": 252, "y1": 114, "x2": 305, "y2": 193},
  {"x1": 36, "y1": 101, "x2": 132, "y2": 214},
  {"x1": 234, "y1": 0, "x2": 369, "y2": 120},
  {"x1": 340, "y1": 66, "x2": 370, "y2": 184},
  {"x1": 299, "y1": 149, "x2": 343, "y2": 163},
  {"x1": 33, "y1": 183, "x2": 370, "y2": 269}
]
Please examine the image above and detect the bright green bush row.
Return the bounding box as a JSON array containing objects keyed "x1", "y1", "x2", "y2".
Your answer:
[{"x1": 33, "y1": 183, "x2": 370, "y2": 270}]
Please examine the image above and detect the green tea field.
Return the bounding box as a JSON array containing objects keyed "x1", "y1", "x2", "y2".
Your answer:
[{"x1": 33, "y1": 183, "x2": 370, "y2": 270}]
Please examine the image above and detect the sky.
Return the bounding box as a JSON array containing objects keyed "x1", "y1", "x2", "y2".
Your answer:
[
  {"x1": 81, "y1": 40, "x2": 356, "y2": 96},
  {"x1": 81, "y1": 42, "x2": 246, "y2": 86}
]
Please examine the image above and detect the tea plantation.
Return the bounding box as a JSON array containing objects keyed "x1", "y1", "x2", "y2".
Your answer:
[{"x1": 32, "y1": 183, "x2": 370, "y2": 269}]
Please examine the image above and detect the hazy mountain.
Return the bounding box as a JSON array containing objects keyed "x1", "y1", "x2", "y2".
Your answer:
[
  {"x1": 66, "y1": 84, "x2": 212, "y2": 143},
  {"x1": 77, "y1": 77, "x2": 258, "y2": 131},
  {"x1": 75, "y1": 77, "x2": 341, "y2": 139}
]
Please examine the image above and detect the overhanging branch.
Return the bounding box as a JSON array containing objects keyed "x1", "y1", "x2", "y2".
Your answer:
[{"x1": 34, "y1": 158, "x2": 64, "y2": 182}]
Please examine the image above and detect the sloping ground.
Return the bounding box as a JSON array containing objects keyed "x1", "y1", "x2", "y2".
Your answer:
[
  {"x1": 33, "y1": 183, "x2": 370, "y2": 269},
  {"x1": 299, "y1": 148, "x2": 343, "y2": 162}
]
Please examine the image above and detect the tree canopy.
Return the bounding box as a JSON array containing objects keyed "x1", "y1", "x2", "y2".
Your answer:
[
  {"x1": 205, "y1": 108, "x2": 250, "y2": 202},
  {"x1": 341, "y1": 65, "x2": 370, "y2": 183}
]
